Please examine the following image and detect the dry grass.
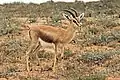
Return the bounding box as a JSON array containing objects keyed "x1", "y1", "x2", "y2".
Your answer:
[{"x1": 0, "y1": 0, "x2": 120, "y2": 80}]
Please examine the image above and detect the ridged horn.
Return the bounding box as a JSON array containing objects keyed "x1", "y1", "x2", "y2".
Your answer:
[
  {"x1": 63, "y1": 9, "x2": 76, "y2": 18},
  {"x1": 70, "y1": 8, "x2": 78, "y2": 17}
]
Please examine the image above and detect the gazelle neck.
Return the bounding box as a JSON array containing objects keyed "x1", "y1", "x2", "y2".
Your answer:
[
  {"x1": 66, "y1": 21, "x2": 75, "y2": 33},
  {"x1": 62, "y1": 22, "x2": 76, "y2": 43}
]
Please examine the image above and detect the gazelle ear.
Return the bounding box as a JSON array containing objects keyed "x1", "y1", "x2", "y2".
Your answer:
[
  {"x1": 62, "y1": 13, "x2": 71, "y2": 21},
  {"x1": 78, "y1": 13, "x2": 84, "y2": 21}
]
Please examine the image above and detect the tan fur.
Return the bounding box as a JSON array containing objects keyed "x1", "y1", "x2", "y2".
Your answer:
[
  {"x1": 22, "y1": 10, "x2": 84, "y2": 72},
  {"x1": 23, "y1": 24, "x2": 75, "y2": 43},
  {"x1": 24, "y1": 22, "x2": 75, "y2": 72}
]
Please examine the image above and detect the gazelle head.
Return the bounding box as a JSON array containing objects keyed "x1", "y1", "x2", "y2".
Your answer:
[{"x1": 62, "y1": 8, "x2": 84, "y2": 27}]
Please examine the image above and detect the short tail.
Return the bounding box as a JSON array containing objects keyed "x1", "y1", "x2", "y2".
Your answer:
[
  {"x1": 20, "y1": 24, "x2": 30, "y2": 31},
  {"x1": 21, "y1": 24, "x2": 32, "y2": 40}
]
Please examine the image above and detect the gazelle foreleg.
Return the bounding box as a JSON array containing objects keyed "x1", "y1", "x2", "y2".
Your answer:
[
  {"x1": 53, "y1": 43, "x2": 58, "y2": 72},
  {"x1": 61, "y1": 44, "x2": 65, "y2": 70},
  {"x1": 26, "y1": 41, "x2": 38, "y2": 72},
  {"x1": 26, "y1": 31, "x2": 39, "y2": 72}
]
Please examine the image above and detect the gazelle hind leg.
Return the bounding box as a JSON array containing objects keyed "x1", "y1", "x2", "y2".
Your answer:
[
  {"x1": 26, "y1": 31, "x2": 39, "y2": 72},
  {"x1": 26, "y1": 51, "x2": 30, "y2": 72},
  {"x1": 26, "y1": 42, "x2": 38, "y2": 72},
  {"x1": 32, "y1": 42, "x2": 42, "y2": 66}
]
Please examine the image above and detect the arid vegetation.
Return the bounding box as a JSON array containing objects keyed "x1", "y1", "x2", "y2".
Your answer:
[{"x1": 0, "y1": 0, "x2": 120, "y2": 80}]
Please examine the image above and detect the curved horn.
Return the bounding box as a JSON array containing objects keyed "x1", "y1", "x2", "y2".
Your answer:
[
  {"x1": 70, "y1": 8, "x2": 78, "y2": 17},
  {"x1": 63, "y1": 9, "x2": 76, "y2": 18}
]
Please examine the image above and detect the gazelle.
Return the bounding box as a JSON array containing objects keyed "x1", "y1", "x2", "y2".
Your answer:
[{"x1": 22, "y1": 8, "x2": 84, "y2": 72}]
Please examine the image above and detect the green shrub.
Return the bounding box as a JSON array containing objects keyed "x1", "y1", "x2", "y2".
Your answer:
[
  {"x1": 80, "y1": 50, "x2": 120, "y2": 64},
  {"x1": 37, "y1": 52, "x2": 52, "y2": 59},
  {"x1": 79, "y1": 74, "x2": 106, "y2": 80},
  {"x1": 64, "y1": 49, "x2": 72, "y2": 57},
  {"x1": 0, "y1": 38, "x2": 29, "y2": 63},
  {"x1": 0, "y1": 16, "x2": 19, "y2": 36}
]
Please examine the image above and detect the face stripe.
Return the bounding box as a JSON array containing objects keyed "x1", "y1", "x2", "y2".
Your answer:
[{"x1": 73, "y1": 20, "x2": 80, "y2": 26}]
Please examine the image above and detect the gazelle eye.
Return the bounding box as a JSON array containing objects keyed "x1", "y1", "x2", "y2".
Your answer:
[
  {"x1": 73, "y1": 20, "x2": 79, "y2": 26},
  {"x1": 73, "y1": 20, "x2": 76, "y2": 23}
]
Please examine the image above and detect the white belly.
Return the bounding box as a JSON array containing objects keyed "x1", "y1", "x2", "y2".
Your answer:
[{"x1": 38, "y1": 38, "x2": 54, "y2": 48}]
